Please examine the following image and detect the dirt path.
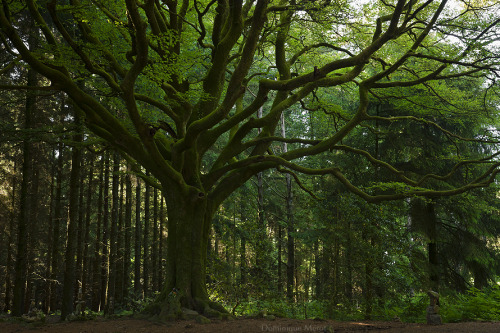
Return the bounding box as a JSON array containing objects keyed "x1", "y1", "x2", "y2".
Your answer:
[{"x1": 1, "y1": 317, "x2": 500, "y2": 333}]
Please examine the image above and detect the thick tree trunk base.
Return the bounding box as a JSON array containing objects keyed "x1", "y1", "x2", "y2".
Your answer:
[{"x1": 142, "y1": 292, "x2": 231, "y2": 322}]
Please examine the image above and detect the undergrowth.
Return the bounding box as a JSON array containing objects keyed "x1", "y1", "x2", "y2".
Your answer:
[{"x1": 213, "y1": 284, "x2": 500, "y2": 323}]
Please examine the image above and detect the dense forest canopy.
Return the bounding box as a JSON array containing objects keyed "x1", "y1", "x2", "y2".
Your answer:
[{"x1": 1, "y1": 0, "x2": 500, "y2": 321}]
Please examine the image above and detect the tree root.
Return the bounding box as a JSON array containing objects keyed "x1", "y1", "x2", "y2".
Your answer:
[{"x1": 141, "y1": 293, "x2": 232, "y2": 323}]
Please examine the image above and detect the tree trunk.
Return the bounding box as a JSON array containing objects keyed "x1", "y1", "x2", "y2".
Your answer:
[
  {"x1": 91, "y1": 156, "x2": 105, "y2": 311},
  {"x1": 4, "y1": 163, "x2": 17, "y2": 313},
  {"x1": 100, "y1": 153, "x2": 110, "y2": 310},
  {"x1": 61, "y1": 113, "x2": 83, "y2": 320},
  {"x1": 75, "y1": 154, "x2": 86, "y2": 294},
  {"x1": 123, "y1": 167, "x2": 133, "y2": 301},
  {"x1": 427, "y1": 203, "x2": 440, "y2": 291},
  {"x1": 154, "y1": 187, "x2": 226, "y2": 317},
  {"x1": 282, "y1": 114, "x2": 295, "y2": 301},
  {"x1": 143, "y1": 175, "x2": 150, "y2": 297},
  {"x1": 82, "y1": 156, "x2": 94, "y2": 301},
  {"x1": 158, "y1": 196, "x2": 165, "y2": 291},
  {"x1": 134, "y1": 179, "x2": 142, "y2": 298},
  {"x1": 152, "y1": 187, "x2": 159, "y2": 293},
  {"x1": 49, "y1": 142, "x2": 64, "y2": 312},
  {"x1": 12, "y1": 64, "x2": 36, "y2": 317},
  {"x1": 116, "y1": 170, "x2": 125, "y2": 305},
  {"x1": 105, "y1": 152, "x2": 120, "y2": 314}
]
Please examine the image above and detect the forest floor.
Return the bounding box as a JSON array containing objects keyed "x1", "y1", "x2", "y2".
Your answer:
[{"x1": 1, "y1": 316, "x2": 500, "y2": 333}]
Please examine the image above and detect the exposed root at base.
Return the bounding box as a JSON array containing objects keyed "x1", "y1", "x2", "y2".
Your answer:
[{"x1": 141, "y1": 294, "x2": 232, "y2": 323}]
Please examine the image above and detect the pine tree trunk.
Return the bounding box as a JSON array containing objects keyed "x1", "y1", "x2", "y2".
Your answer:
[
  {"x1": 4, "y1": 163, "x2": 17, "y2": 312},
  {"x1": 82, "y1": 157, "x2": 94, "y2": 300},
  {"x1": 75, "y1": 154, "x2": 86, "y2": 294},
  {"x1": 116, "y1": 171, "x2": 125, "y2": 305},
  {"x1": 282, "y1": 114, "x2": 295, "y2": 301},
  {"x1": 143, "y1": 176, "x2": 150, "y2": 297},
  {"x1": 100, "y1": 153, "x2": 110, "y2": 310},
  {"x1": 134, "y1": 179, "x2": 142, "y2": 298},
  {"x1": 427, "y1": 203, "x2": 440, "y2": 291},
  {"x1": 26, "y1": 156, "x2": 40, "y2": 312},
  {"x1": 61, "y1": 113, "x2": 83, "y2": 320},
  {"x1": 12, "y1": 64, "x2": 36, "y2": 317},
  {"x1": 123, "y1": 168, "x2": 133, "y2": 301},
  {"x1": 158, "y1": 196, "x2": 165, "y2": 291},
  {"x1": 152, "y1": 188, "x2": 159, "y2": 293},
  {"x1": 49, "y1": 142, "x2": 64, "y2": 312},
  {"x1": 91, "y1": 156, "x2": 105, "y2": 311},
  {"x1": 105, "y1": 152, "x2": 120, "y2": 314}
]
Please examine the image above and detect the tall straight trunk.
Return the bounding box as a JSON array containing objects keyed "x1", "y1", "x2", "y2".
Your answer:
[
  {"x1": 427, "y1": 203, "x2": 440, "y2": 291},
  {"x1": 115, "y1": 171, "x2": 125, "y2": 305},
  {"x1": 152, "y1": 187, "x2": 159, "y2": 293},
  {"x1": 105, "y1": 152, "x2": 120, "y2": 314},
  {"x1": 158, "y1": 196, "x2": 164, "y2": 290},
  {"x1": 134, "y1": 180, "x2": 142, "y2": 297},
  {"x1": 75, "y1": 154, "x2": 86, "y2": 292},
  {"x1": 123, "y1": 169, "x2": 132, "y2": 300},
  {"x1": 363, "y1": 229, "x2": 374, "y2": 320},
  {"x1": 255, "y1": 106, "x2": 267, "y2": 276},
  {"x1": 100, "y1": 153, "x2": 110, "y2": 309},
  {"x1": 82, "y1": 157, "x2": 94, "y2": 298},
  {"x1": 49, "y1": 142, "x2": 64, "y2": 312},
  {"x1": 143, "y1": 175, "x2": 150, "y2": 297},
  {"x1": 277, "y1": 225, "x2": 282, "y2": 295},
  {"x1": 12, "y1": 63, "x2": 36, "y2": 317},
  {"x1": 313, "y1": 241, "x2": 321, "y2": 298},
  {"x1": 91, "y1": 156, "x2": 105, "y2": 311},
  {"x1": 43, "y1": 150, "x2": 56, "y2": 313},
  {"x1": 4, "y1": 163, "x2": 17, "y2": 312},
  {"x1": 61, "y1": 113, "x2": 83, "y2": 320},
  {"x1": 25, "y1": 156, "x2": 40, "y2": 312},
  {"x1": 345, "y1": 220, "x2": 353, "y2": 301},
  {"x1": 240, "y1": 200, "x2": 247, "y2": 289},
  {"x1": 281, "y1": 114, "x2": 295, "y2": 301}
]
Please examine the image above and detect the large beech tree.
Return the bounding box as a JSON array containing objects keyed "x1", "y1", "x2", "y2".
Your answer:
[{"x1": 1, "y1": 0, "x2": 500, "y2": 316}]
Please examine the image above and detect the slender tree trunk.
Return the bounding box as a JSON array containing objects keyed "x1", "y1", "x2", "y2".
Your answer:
[
  {"x1": 143, "y1": 175, "x2": 150, "y2": 297},
  {"x1": 345, "y1": 220, "x2": 353, "y2": 301},
  {"x1": 50, "y1": 142, "x2": 64, "y2": 312},
  {"x1": 25, "y1": 156, "x2": 40, "y2": 312},
  {"x1": 281, "y1": 113, "x2": 295, "y2": 301},
  {"x1": 4, "y1": 163, "x2": 17, "y2": 313},
  {"x1": 82, "y1": 157, "x2": 94, "y2": 300},
  {"x1": 277, "y1": 225, "x2": 282, "y2": 295},
  {"x1": 116, "y1": 171, "x2": 125, "y2": 305},
  {"x1": 158, "y1": 196, "x2": 164, "y2": 291},
  {"x1": 75, "y1": 154, "x2": 86, "y2": 293},
  {"x1": 100, "y1": 153, "x2": 110, "y2": 310},
  {"x1": 91, "y1": 156, "x2": 105, "y2": 311},
  {"x1": 61, "y1": 113, "x2": 83, "y2": 320},
  {"x1": 123, "y1": 167, "x2": 133, "y2": 301},
  {"x1": 363, "y1": 228, "x2": 374, "y2": 320},
  {"x1": 134, "y1": 179, "x2": 142, "y2": 298},
  {"x1": 152, "y1": 187, "x2": 159, "y2": 293},
  {"x1": 427, "y1": 203, "x2": 440, "y2": 291},
  {"x1": 105, "y1": 152, "x2": 120, "y2": 314},
  {"x1": 239, "y1": 200, "x2": 247, "y2": 291},
  {"x1": 12, "y1": 63, "x2": 36, "y2": 317},
  {"x1": 313, "y1": 241, "x2": 321, "y2": 299},
  {"x1": 43, "y1": 150, "x2": 56, "y2": 313}
]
